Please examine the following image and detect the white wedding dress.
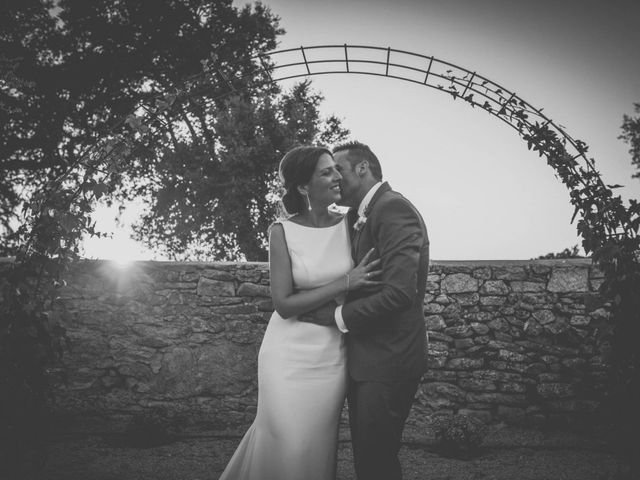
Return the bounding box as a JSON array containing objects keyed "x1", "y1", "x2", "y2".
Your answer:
[{"x1": 219, "y1": 217, "x2": 352, "y2": 480}]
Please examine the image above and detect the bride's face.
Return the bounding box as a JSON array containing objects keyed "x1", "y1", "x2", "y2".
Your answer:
[{"x1": 302, "y1": 153, "x2": 342, "y2": 208}]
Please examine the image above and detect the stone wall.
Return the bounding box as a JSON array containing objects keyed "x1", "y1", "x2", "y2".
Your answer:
[{"x1": 0, "y1": 258, "x2": 613, "y2": 440}]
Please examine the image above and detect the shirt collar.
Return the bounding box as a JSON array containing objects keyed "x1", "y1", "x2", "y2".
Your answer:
[{"x1": 357, "y1": 181, "x2": 383, "y2": 217}]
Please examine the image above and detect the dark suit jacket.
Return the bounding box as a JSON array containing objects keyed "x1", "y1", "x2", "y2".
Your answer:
[{"x1": 343, "y1": 182, "x2": 429, "y2": 382}]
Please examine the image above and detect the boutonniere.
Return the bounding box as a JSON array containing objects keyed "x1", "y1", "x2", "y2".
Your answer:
[{"x1": 353, "y1": 214, "x2": 367, "y2": 232}]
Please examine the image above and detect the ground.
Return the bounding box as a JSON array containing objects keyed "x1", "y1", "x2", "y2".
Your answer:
[{"x1": 37, "y1": 424, "x2": 624, "y2": 480}]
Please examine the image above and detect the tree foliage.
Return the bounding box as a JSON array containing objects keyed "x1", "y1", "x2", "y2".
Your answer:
[
  {"x1": 0, "y1": 0, "x2": 284, "y2": 255},
  {"x1": 126, "y1": 81, "x2": 348, "y2": 261},
  {"x1": 619, "y1": 102, "x2": 640, "y2": 179},
  {"x1": 535, "y1": 244, "x2": 584, "y2": 260}
]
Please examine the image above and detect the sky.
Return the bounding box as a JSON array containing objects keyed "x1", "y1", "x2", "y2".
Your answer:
[{"x1": 84, "y1": 0, "x2": 640, "y2": 262}]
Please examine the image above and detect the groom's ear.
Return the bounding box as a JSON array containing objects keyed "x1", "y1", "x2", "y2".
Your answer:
[{"x1": 357, "y1": 160, "x2": 369, "y2": 176}]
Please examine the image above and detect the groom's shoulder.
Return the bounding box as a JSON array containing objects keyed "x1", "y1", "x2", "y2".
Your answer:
[
  {"x1": 377, "y1": 189, "x2": 425, "y2": 222},
  {"x1": 382, "y1": 188, "x2": 418, "y2": 210}
]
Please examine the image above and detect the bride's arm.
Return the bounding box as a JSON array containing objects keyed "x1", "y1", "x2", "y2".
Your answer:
[{"x1": 269, "y1": 223, "x2": 380, "y2": 319}]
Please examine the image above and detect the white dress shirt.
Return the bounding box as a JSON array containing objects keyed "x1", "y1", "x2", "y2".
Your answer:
[{"x1": 335, "y1": 181, "x2": 383, "y2": 333}]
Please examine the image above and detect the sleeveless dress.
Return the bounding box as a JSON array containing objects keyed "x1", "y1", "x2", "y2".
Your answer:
[{"x1": 219, "y1": 217, "x2": 353, "y2": 480}]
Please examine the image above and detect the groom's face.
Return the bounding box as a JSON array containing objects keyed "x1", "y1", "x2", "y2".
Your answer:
[{"x1": 334, "y1": 151, "x2": 361, "y2": 209}]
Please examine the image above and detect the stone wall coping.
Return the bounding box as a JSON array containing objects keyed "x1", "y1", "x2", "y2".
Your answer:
[{"x1": 0, "y1": 257, "x2": 594, "y2": 267}]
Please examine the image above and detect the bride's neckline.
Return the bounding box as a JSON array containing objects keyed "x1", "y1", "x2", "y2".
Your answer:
[{"x1": 286, "y1": 215, "x2": 344, "y2": 229}]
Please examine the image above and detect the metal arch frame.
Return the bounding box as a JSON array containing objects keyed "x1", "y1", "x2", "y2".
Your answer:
[
  {"x1": 217, "y1": 44, "x2": 605, "y2": 186},
  {"x1": 129, "y1": 43, "x2": 601, "y2": 192}
]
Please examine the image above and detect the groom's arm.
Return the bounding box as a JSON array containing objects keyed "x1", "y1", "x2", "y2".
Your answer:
[
  {"x1": 341, "y1": 196, "x2": 428, "y2": 334},
  {"x1": 297, "y1": 300, "x2": 340, "y2": 326}
]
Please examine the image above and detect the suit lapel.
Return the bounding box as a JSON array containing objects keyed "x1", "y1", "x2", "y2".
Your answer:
[{"x1": 351, "y1": 182, "x2": 391, "y2": 260}]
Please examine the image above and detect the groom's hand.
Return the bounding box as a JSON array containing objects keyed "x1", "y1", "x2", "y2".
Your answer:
[{"x1": 298, "y1": 300, "x2": 338, "y2": 327}]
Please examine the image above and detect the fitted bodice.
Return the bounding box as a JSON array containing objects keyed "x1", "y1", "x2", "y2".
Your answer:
[{"x1": 280, "y1": 216, "x2": 353, "y2": 291}]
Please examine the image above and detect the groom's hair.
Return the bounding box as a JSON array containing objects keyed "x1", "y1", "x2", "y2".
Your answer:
[{"x1": 333, "y1": 141, "x2": 383, "y2": 181}]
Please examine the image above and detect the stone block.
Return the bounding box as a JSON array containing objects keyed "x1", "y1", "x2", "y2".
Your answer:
[
  {"x1": 548, "y1": 267, "x2": 589, "y2": 292},
  {"x1": 493, "y1": 266, "x2": 527, "y2": 281},
  {"x1": 237, "y1": 282, "x2": 270, "y2": 297},
  {"x1": 199, "y1": 269, "x2": 236, "y2": 281},
  {"x1": 544, "y1": 319, "x2": 569, "y2": 335},
  {"x1": 540, "y1": 355, "x2": 560, "y2": 365},
  {"x1": 470, "y1": 322, "x2": 490, "y2": 335},
  {"x1": 444, "y1": 325, "x2": 473, "y2": 338},
  {"x1": 466, "y1": 392, "x2": 526, "y2": 406},
  {"x1": 532, "y1": 309, "x2": 555, "y2": 325},
  {"x1": 236, "y1": 269, "x2": 262, "y2": 283},
  {"x1": 536, "y1": 382, "x2": 575, "y2": 399},
  {"x1": 196, "y1": 295, "x2": 243, "y2": 306},
  {"x1": 569, "y1": 315, "x2": 590, "y2": 326},
  {"x1": 426, "y1": 356, "x2": 448, "y2": 369},
  {"x1": 423, "y1": 370, "x2": 458, "y2": 382},
  {"x1": 466, "y1": 311, "x2": 493, "y2": 323},
  {"x1": 454, "y1": 338, "x2": 475, "y2": 350},
  {"x1": 441, "y1": 273, "x2": 479, "y2": 293},
  {"x1": 486, "y1": 340, "x2": 525, "y2": 352},
  {"x1": 417, "y1": 382, "x2": 467, "y2": 409},
  {"x1": 446, "y1": 357, "x2": 484, "y2": 370},
  {"x1": 425, "y1": 314, "x2": 446, "y2": 331},
  {"x1": 472, "y1": 267, "x2": 492, "y2": 280},
  {"x1": 480, "y1": 295, "x2": 507, "y2": 306},
  {"x1": 194, "y1": 343, "x2": 258, "y2": 396},
  {"x1": 487, "y1": 318, "x2": 510, "y2": 332},
  {"x1": 459, "y1": 378, "x2": 497, "y2": 391},
  {"x1": 197, "y1": 277, "x2": 235, "y2": 297},
  {"x1": 589, "y1": 307, "x2": 610, "y2": 321},
  {"x1": 458, "y1": 408, "x2": 493, "y2": 423},
  {"x1": 511, "y1": 281, "x2": 545, "y2": 292},
  {"x1": 211, "y1": 304, "x2": 257, "y2": 314},
  {"x1": 498, "y1": 382, "x2": 527, "y2": 393},
  {"x1": 524, "y1": 363, "x2": 547, "y2": 375},
  {"x1": 498, "y1": 349, "x2": 527, "y2": 363},
  {"x1": 426, "y1": 281, "x2": 440, "y2": 292},
  {"x1": 562, "y1": 357, "x2": 587, "y2": 369},
  {"x1": 450, "y1": 293, "x2": 480, "y2": 305},
  {"x1": 434, "y1": 294, "x2": 451, "y2": 304},
  {"x1": 530, "y1": 264, "x2": 551, "y2": 275},
  {"x1": 428, "y1": 342, "x2": 451, "y2": 354},
  {"x1": 427, "y1": 330, "x2": 454, "y2": 343},
  {"x1": 473, "y1": 370, "x2": 526, "y2": 384},
  {"x1": 424, "y1": 303, "x2": 445, "y2": 314},
  {"x1": 481, "y1": 280, "x2": 509, "y2": 295}
]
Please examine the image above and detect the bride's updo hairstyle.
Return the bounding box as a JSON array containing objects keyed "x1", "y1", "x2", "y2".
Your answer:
[{"x1": 278, "y1": 145, "x2": 332, "y2": 215}]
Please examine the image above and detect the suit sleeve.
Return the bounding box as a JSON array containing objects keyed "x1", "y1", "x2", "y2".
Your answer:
[{"x1": 342, "y1": 196, "x2": 427, "y2": 334}]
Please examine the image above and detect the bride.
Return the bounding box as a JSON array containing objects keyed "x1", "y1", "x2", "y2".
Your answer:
[{"x1": 218, "y1": 146, "x2": 381, "y2": 480}]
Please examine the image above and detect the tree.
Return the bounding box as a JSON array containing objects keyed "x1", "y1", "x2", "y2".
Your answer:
[
  {"x1": 127, "y1": 80, "x2": 348, "y2": 261},
  {"x1": 619, "y1": 102, "x2": 640, "y2": 179},
  {"x1": 535, "y1": 244, "x2": 584, "y2": 260},
  {"x1": 0, "y1": 0, "x2": 284, "y2": 254}
]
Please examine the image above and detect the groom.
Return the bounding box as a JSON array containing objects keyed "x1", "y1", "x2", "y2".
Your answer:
[{"x1": 303, "y1": 141, "x2": 429, "y2": 480}]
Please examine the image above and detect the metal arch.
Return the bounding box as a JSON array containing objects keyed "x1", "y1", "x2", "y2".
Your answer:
[{"x1": 199, "y1": 44, "x2": 603, "y2": 192}]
